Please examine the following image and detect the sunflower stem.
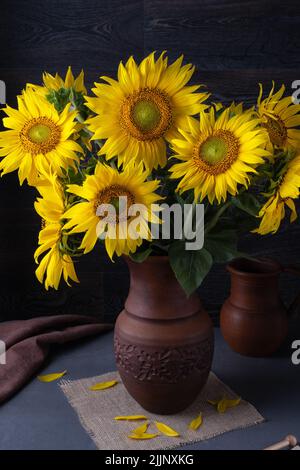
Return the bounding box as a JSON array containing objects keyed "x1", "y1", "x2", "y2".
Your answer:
[{"x1": 204, "y1": 200, "x2": 232, "y2": 235}]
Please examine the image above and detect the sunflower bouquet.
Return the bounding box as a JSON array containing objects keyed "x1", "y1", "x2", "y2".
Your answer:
[{"x1": 1, "y1": 53, "x2": 300, "y2": 295}]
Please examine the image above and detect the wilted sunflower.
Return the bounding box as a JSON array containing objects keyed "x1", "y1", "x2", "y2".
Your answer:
[
  {"x1": 0, "y1": 88, "x2": 83, "y2": 184},
  {"x1": 169, "y1": 107, "x2": 269, "y2": 204},
  {"x1": 27, "y1": 66, "x2": 87, "y2": 96},
  {"x1": 85, "y1": 52, "x2": 209, "y2": 169},
  {"x1": 257, "y1": 83, "x2": 300, "y2": 151},
  {"x1": 34, "y1": 176, "x2": 79, "y2": 290},
  {"x1": 63, "y1": 162, "x2": 161, "y2": 259},
  {"x1": 254, "y1": 154, "x2": 300, "y2": 235}
]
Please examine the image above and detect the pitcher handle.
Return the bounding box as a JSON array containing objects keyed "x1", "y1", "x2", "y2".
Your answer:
[{"x1": 281, "y1": 265, "x2": 300, "y2": 317}]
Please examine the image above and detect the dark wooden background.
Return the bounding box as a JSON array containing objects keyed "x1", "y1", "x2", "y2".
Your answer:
[{"x1": 0, "y1": 0, "x2": 300, "y2": 324}]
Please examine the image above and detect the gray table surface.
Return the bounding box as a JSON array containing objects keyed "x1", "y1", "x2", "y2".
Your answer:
[{"x1": 0, "y1": 327, "x2": 299, "y2": 450}]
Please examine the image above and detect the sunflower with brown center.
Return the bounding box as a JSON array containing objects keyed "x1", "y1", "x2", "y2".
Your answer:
[
  {"x1": 169, "y1": 107, "x2": 270, "y2": 204},
  {"x1": 257, "y1": 83, "x2": 300, "y2": 151},
  {"x1": 85, "y1": 52, "x2": 209, "y2": 169},
  {"x1": 63, "y1": 162, "x2": 162, "y2": 259},
  {"x1": 0, "y1": 88, "x2": 83, "y2": 185}
]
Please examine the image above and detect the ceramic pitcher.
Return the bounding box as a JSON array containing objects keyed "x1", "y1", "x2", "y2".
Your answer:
[{"x1": 220, "y1": 257, "x2": 300, "y2": 357}]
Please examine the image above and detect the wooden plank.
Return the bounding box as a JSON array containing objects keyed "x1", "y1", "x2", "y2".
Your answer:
[
  {"x1": 0, "y1": 0, "x2": 144, "y2": 70},
  {"x1": 144, "y1": 0, "x2": 300, "y2": 69},
  {"x1": 0, "y1": 0, "x2": 300, "y2": 323}
]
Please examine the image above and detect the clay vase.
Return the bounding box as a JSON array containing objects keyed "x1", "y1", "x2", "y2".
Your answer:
[
  {"x1": 220, "y1": 258, "x2": 289, "y2": 357},
  {"x1": 114, "y1": 256, "x2": 214, "y2": 414}
]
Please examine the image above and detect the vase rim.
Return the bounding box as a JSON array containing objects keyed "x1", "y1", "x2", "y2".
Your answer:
[
  {"x1": 227, "y1": 257, "x2": 282, "y2": 277},
  {"x1": 125, "y1": 254, "x2": 169, "y2": 264}
]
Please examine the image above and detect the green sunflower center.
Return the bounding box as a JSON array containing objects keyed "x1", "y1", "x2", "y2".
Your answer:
[
  {"x1": 194, "y1": 130, "x2": 240, "y2": 175},
  {"x1": 120, "y1": 88, "x2": 172, "y2": 141},
  {"x1": 200, "y1": 136, "x2": 228, "y2": 165},
  {"x1": 94, "y1": 184, "x2": 135, "y2": 224},
  {"x1": 264, "y1": 115, "x2": 287, "y2": 147},
  {"x1": 20, "y1": 117, "x2": 61, "y2": 155},
  {"x1": 28, "y1": 124, "x2": 51, "y2": 144},
  {"x1": 132, "y1": 100, "x2": 161, "y2": 132}
]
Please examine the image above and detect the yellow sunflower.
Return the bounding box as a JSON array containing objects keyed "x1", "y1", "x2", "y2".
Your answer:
[
  {"x1": 169, "y1": 107, "x2": 270, "y2": 204},
  {"x1": 63, "y1": 162, "x2": 161, "y2": 259},
  {"x1": 257, "y1": 83, "x2": 300, "y2": 151},
  {"x1": 34, "y1": 176, "x2": 79, "y2": 290},
  {"x1": 254, "y1": 155, "x2": 300, "y2": 235},
  {"x1": 85, "y1": 52, "x2": 209, "y2": 169},
  {"x1": 27, "y1": 66, "x2": 87, "y2": 96},
  {"x1": 0, "y1": 88, "x2": 83, "y2": 184}
]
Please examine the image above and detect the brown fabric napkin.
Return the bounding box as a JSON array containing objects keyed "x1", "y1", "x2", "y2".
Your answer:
[{"x1": 0, "y1": 314, "x2": 112, "y2": 404}]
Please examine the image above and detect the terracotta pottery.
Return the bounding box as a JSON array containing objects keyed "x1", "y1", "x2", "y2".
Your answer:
[
  {"x1": 114, "y1": 256, "x2": 214, "y2": 414},
  {"x1": 220, "y1": 257, "x2": 293, "y2": 357}
]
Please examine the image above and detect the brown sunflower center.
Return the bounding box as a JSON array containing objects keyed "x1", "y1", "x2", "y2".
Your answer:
[
  {"x1": 193, "y1": 130, "x2": 240, "y2": 175},
  {"x1": 41, "y1": 218, "x2": 48, "y2": 229},
  {"x1": 263, "y1": 114, "x2": 287, "y2": 147},
  {"x1": 20, "y1": 117, "x2": 61, "y2": 155},
  {"x1": 119, "y1": 88, "x2": 172, "y2": 141},
  {"x1": 94, "y1": 184, "x2": 135, "y2": 224}
]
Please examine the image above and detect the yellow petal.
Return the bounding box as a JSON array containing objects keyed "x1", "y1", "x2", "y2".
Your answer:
[
  {"x1": 89, "y1": 380, "x2": 118, "y2": 391},
  {"x1": 217, "y1": 397, "x2": 241, "y2": 413},
  {"x1": 207, "y1": 399, "x2": 218, "y2": 405},
  {"x1": 208, "y1": 397, "x2": 241, "y2": 413},
  {"x1": 128, "y1": 433, "x2": 158, "y2": 440},
  {"x1": 114, "y1": 415, "x2": 147, "y2": 421},
  {"x1": 37, "y1": 370, "x2": 67, "y2": 382},
  {"x1": 217, "y1": 399, "x2": 228, "y2": 413},
  {"x1": 188, "y1": 413, "x2": 203, "y2": 430},
  {"x1": 130, "y1": 422, "x2": 149, "y2": 436},
  {"x1": 155, "y1": 421, "x2": 180, "y2": 437}
]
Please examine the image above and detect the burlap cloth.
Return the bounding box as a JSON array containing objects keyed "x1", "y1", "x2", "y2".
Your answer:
[{"x1": 60, "y1": 370, "x2": 264, "y2": 450}]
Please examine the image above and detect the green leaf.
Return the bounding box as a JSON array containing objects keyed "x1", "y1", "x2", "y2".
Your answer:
[
  {"x1": 204, "y1": 229, "x2": 240, "y2": 263},
  {"x1": 129, "y1": 247, "x2": 152, "y2": 263},
  {"x1": 169, "y1": 241, "x2": 213, "y2": 296},
  {"x1": 232, "y1": 193, "x2": 261, "y2": 217}
]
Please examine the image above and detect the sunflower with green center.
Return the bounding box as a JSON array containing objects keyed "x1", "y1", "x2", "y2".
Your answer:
[
  {"x1": 0, "y1": 88, "x2": 83, "y2": 185},
  {"x1": 63, "y1": 162, "x2": 161, "y2": 259},
  {"x1": 257, "y1": 83, "x2": 300, "y2": 151},
  {"x1": 169, "y1": 107, "x2": 270, "y2": 204},
  {"x1": 27, "y1": 66, "x2": 87, "y2": 96},
  {"x1": 34, "y1": 176, "x2": 79, "y2": 290},
  {"x1": 254, "y1": 154, "x2": 300, "y2": 235},
  {"x1": 85, "y1": 52, "x2": 209, "y2": 170}
]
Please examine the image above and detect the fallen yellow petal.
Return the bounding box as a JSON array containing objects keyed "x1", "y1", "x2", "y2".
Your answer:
[
  {"x1": 155, "y1": 421, "x2": 180, "y2": 437},
  {"x1": 130, "y1": 422, "x2": 149, "y2": 436},
  {"x1": 225, "y1": 397, "x2": 241, "y2": 407},
  {"x1": 37, "y1": 370, "x2": 67, "y2": 382},
  {"x1": 207, "y1": 399, "x2": 218, "y2": 406},
  {"x1": 114, "y1": 415, "x2": 147, "y2": 421},
  {"x1": 208, "y1": 397, "x2": 241, "y2": 413},
  {"x1": 188, "y1": 413, "x2": 203, "y2": 430},
  {"x1": 128, "y1": 433, "x2": 158, "y2": 440},
  {"x1": 217, "y1": 397, "x2": 241, "y2": 413},
  {"x1": 217, "y1": 399, "x2": 228, "y2": 413},
  {"x1": 89, "y1": 380, "x2": 118, "y2": 391}
]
